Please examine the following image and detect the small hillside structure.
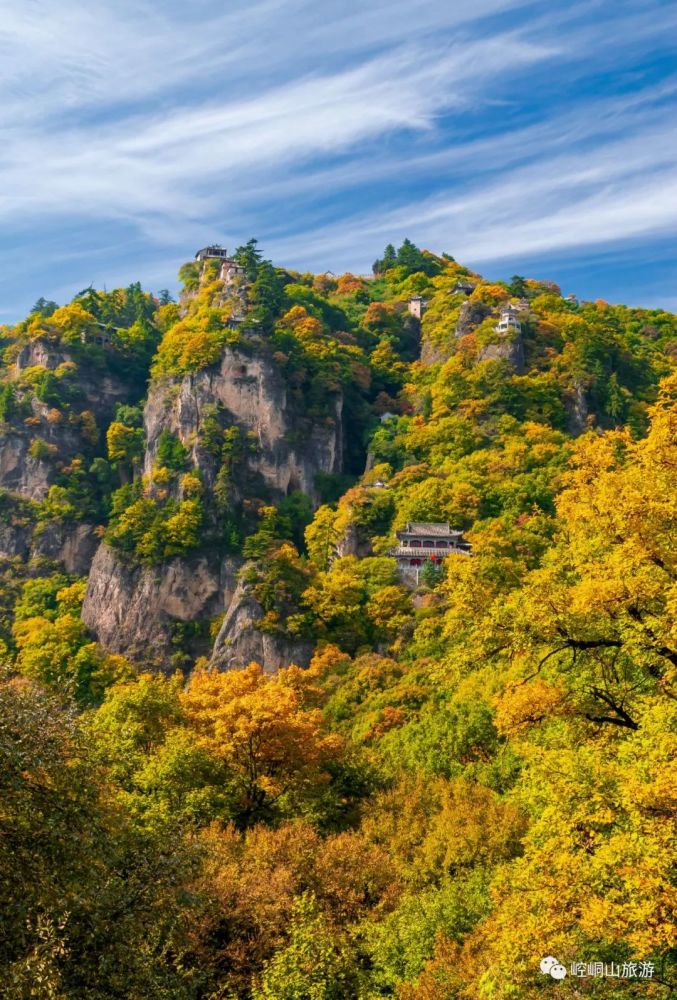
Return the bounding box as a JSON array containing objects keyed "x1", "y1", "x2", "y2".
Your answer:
[
  {"x1": 495, "y1": 304, "x2": 522, "y2": 334},
  {"x1": 221, "y1": 259, "x2": 246, "y2": 286},
  {"x1": 451, "y1": 280, "x2": 476, "y2": 296},
  {"x1": 391, "y1": 521, "x2": 470, "y2": 584},
  {"x1": 80, "y1": 322, "x2": 113, "y2": 347},
  {"x1": 407, "y1": 296, "x2": 427, "y2": 320},
  {"x1": 194, "y1": 247, "x2": 246, "y2": 284},
  {"x1": 195, "y1": 245, "x2": 232, "y2": 261}
]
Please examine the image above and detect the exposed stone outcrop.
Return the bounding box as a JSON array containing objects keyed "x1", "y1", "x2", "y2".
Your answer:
[
  {"x1": 0, "y1": 339, "x2": 134, "y2": 500},
  {"x1": 82, "y1": 543, "x2": 314, "y2": 672},
  {"x1": 420, "y1": 300, "x2": 492, "y2": 365},
  {"x1": 420, "y1": 336, "x2": 450, "y2": 366},
  {"x1": 15, "y1": 339, "x2": 132, "y2": 422},
  {"x1": 564, "y1": 381, "x2": 589, "y2": 436},
  {"x1": 0, "y1": 518, "x2": 30, "y2": 561},
  {"x1": 82, "y1": 339, "x2": 343, "y2": 668},
  {"x1": 0, "y1": 421, "x2": 84, "y2": 500},
  {"x1": 478, "y1": 334, "x2": 526, "y2": 374},
  {"x1": 144, "y1": 345, "x2": 343, "y2": 501},
  {"x1": 210, "y1": 577, "x2": 313, "y2": 673},
  {"x1": 82, "y1": 544, "x2": 240, "y2": 667},
  {"x1": 0, "y1": 507, "x2": 99, "y2": 575},
  {"x1": 455, "y1": 300, "x2": 492, "y2": 339},
  {"x1": 32, "y1": 523, "x2": 100, "y2": 575},
  {"x1": 334, "y1": 520, "x2": 373, "y2": 559},
  {"x1": 15, "y1": 340, "x2": 68, "y2": 372}
]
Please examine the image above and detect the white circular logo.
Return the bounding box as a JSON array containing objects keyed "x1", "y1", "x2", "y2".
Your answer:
[{"x1": 540, "y1": 956, "x2": 567, "y2": 979}]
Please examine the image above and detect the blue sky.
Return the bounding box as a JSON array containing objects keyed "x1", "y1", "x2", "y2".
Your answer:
[{"x1": 1, "y1": 0, "x2": 676, "y2": 320}]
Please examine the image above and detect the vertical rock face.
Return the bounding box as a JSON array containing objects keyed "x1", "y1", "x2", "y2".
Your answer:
[
  {"x1": 455, "y1": 300, "x2": 492, "y2": 339},
  {"x1": 81, "y1": 341, "x2": 345, "y2": 669},
  {"x1": 565, "y1": 381, "x2": 590, "y2": 436},
  {"x1": 34, "y1": 523, "x2": 100, "y2": 576},
  {"x1": 0, "y1": 338, "x2": 137, "y2": 581},
  {"x1": 478, "y1": 334, "x2": 526, "y2": 374},
  {"x1": 14, "y1": 339, "x2": 132, "y2": 422},
  {"x1": 144, "y1": 345, "x2": 343, "y2": 500},
  {"x1": 334, "y1": 520, "x2": 373, "y2": 559},
  {"x1": 0, "y1": 427, "x2": 76, "y2": 500},
  {"x1": 420, "y1": 300, "x2": 492, "y2": 365},
  {"x1": 209, "y1": 577, "x2": 314, "y2": 673},
  {"x1": 15, "y1": 340, "x2": 69, "y2": 372},
  {"x1": 0, "y1": 339, "x2": 132, "y2": 500},
  {"x1": 82, "y1": 543, "x2": 241, "y2": 668}
]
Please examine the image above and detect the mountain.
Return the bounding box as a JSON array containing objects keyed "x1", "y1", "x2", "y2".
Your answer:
[{"x1": 1, "y1": 240, "x2": 675, "y2": 998}]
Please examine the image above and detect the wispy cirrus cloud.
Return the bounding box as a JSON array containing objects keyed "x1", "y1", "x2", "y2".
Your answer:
[
  {"x1": 0, "y1": 0, "x2": 675, "y2": 315},
  {"x1": 0, "y1": 29, "x2": 554, "y2": 226}
]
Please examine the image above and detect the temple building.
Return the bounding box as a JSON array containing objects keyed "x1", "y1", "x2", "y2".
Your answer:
[
  {"x1": 451, "y1": 280, "x2": 476, "y2": 296},
  {"x1": 495, "y1": 304, "x2": 522, "y2": 334},
  {"x1": 194, "y1": 246, "x2": 246, "y2": 283},
  {"x1": 220, "y1": 258, "x2": 246, "y2": 286},
  {"x1": 80, "y1": 322, "x2": 113, "y2": 347},
  {"x1": 195, "y1": 245, "x2": 232, "y2": 261},
  {"x1": 391, "y1": 521, "x2": 471, "y2": 584},
  {"x1": 407, "y1": 295, "x2": 427, "y2": 319}
]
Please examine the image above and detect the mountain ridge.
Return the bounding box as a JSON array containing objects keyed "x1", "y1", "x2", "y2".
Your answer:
[{"x1": 0, "y1": 238, "x2": 674, "y2": 997}]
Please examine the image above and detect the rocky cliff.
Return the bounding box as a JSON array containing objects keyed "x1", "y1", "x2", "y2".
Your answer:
[
  {"x1": 0, "y1": 338, "x2": 132, "y2": 500},
  {"x1": 82, "y1": 543, "x2": 240, "y2": 668},
  {"x1": 3, "y1": 240, "x2": 667, "y2": 688},
  {"x1": 144, "y1": 343, "x2": 343, "y2": 501},
  {"x1": 82, "y1": 339, "x2": 344, "y2": 669},
  {"x1": 0, "y1": 505, "x2": 98, "y2": 576},
  {"x1": 209, "y1": 577, "x2": 314, "y2": 673},
  {"x1": 420, "y1": 299, "x2": 492, "y2": 365},
  {"x1": 477, "y1": 332, "x2": 526, "y2": 373}
]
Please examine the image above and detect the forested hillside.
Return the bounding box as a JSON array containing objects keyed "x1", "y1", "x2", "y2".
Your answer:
[{"x1": 0, "y1": 240, "x2": 675, "y2": 998}]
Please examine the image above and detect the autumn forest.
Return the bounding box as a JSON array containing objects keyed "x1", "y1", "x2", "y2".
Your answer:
[{"x1": 0, "y1": 240, "x2": 675, "y2": 998}]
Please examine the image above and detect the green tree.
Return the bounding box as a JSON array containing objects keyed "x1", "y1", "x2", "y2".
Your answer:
[
  {"x1": 234, "y1": 237, "x2": 264, "y2": 281},
  {"x1": 0, "y1": 384, "x2": 16, "y2": 423},
  {"x1": 253, "y1": 893, "x2": 360, "y2": 1000},
  {"x1": 0, "y1": 676, "x2": 194, "y2": 998},
  {"x1": 155, "y1": 429, "x2": 188, "y2": 471},
  {"x1": 507, "y1": 274, "x2": 527, "y2": 297},
  {"x1": 373, "y1": 243, "x2": 398, "y2": 275}
]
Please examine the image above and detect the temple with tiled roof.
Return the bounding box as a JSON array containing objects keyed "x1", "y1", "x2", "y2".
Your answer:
[{"x1": 391, "y1": 521, "x2": 471, "y2": 584}]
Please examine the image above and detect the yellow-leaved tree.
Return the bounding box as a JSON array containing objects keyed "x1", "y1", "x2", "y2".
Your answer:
[
  {"x1": 181, "y1": 663, "x2": 343, "y2": 826},
  {"x1": 398, "y1": 372, "x2": 677, "y2": 998}
]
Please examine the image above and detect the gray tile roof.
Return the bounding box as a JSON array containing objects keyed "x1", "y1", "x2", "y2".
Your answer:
[{"x1": 402, "y1": 521, "x2": 455, "y2": 536}]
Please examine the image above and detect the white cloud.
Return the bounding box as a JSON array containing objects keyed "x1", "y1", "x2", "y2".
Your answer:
[
  {"x1": 0, "y1": 25, "x2": 554, "y2": 230},
  {"x1": 0, "y1": 0, "x2": 676, "y2": 313}
]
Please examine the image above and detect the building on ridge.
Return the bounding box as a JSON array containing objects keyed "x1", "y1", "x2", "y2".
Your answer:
[
  {"x1": 80, "y1": 322, "x2": 113, "y2": 347},
  {"x1": 451, "y1": 280, "x2": 476, "y2": 296},
  {"x1": 220, "y1": 259, "x2": 246, "y2": 286},
  {"x1": 194, "y1": 246, "x2": 246, "y2": 285},
  {"x1": 195, "y1": 245, "x2": 232, "y2": 261}
]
